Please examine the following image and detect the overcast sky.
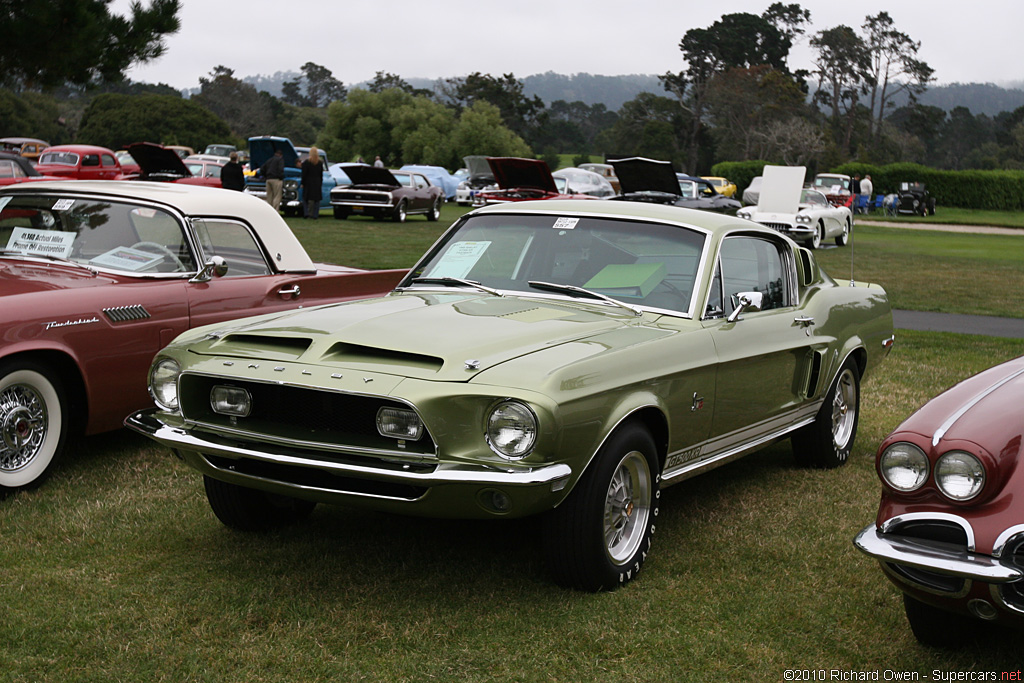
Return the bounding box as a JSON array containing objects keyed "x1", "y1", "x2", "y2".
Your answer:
[{"x1": 110, "y1": 0, "x2": 1023, "y2": 92}]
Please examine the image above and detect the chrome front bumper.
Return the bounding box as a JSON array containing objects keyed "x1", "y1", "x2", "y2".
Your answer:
[
  {"x1": 126, "y1": 409, "x2": 573, "y2": 518},
  {"x1": 853, "y1": 524, "x2": 1023, "y2": 584}
]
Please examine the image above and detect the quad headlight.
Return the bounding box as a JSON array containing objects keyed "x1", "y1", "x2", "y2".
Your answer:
[
  {"x1": 796, "y1": 214, "x2": 812, "y2": 224},
  {"x1": 149, "y1": 358, "x2": 182, "y2": 411},
  {"x1": 935, "y1": 451, "x2": 985, "y2": 501},
  {"x1": 736, "y1": 209, "x2": 752, "y2": 220},
  {"x1": 879, "y1": 442, "x2": 929, "y2": 492},
  {"x1": 486, "y1": 400, "x2": 537, "y2": 460}
]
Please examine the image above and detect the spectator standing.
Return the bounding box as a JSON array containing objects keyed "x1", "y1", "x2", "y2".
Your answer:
[
  {"x1": 220, "y1": 151, "x2": 245, "y2": 191},
  {"x1": 259, "y1": 149, "x2": 286, "y2": 211},
  {"x1": 851, "y1": 174, "x2": 861, "y2": 196},
  {"x1": 373, "y1": 155, "x2": 384, "y2": 168},
  {"x1": 301, "y1": 146, "x2": 325, "y2": 219},
  {"x1": 859, "y1": 175, "x2": 873, "y2": 214}
]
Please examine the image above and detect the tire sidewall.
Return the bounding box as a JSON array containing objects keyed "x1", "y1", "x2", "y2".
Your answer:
[{"x1": 0, "y1": 363, "x2": 66, "y2": 489}]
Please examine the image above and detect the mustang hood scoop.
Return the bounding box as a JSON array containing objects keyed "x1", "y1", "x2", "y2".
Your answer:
[{"x1": 185, "y1": 293, "x2": 633, "y2": 381}]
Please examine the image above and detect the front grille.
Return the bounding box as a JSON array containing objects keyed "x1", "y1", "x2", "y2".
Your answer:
[
  {"x1": 762, "y1": 222, "x2": 792, "y2": 233},
  {"x1": 999, "y1": 535, "x2": 1024, "y2": 611},
  {"x1": 332, "y1": 190, "x2": 390, "y2": 204},
  {"x1": 884, "y1": 519, "x2": 969, "y2": 594},
  {"x1": 179, "y1": 374, "x2": 436, "y2": 456}
]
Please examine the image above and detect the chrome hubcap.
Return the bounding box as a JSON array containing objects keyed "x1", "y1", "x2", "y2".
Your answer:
[
  {"x1": 604, "y1": 451, "x2": 651, "y2": 564},
  {"x1": 831, "y1": 369, "x2": 857, "y2": 449},
  {"x1": 1, "y1": 384, "x2": 48, "y2": 471}
]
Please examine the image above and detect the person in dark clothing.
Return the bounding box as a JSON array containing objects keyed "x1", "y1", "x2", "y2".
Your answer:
[
  {"x1": 259, "y1": 149, "x2": 286, "y2": 210},
  {"x1": 220, "y1": 151, "x2": 245, "y2": 191},
  {"x1": 300, "y1": 146, "x2": 325, "y2": 219}
]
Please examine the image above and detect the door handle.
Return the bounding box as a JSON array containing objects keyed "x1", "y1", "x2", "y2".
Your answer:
[
  {"x1": 278, "y1": 285, "x2": 301, "y2": 300},
  {"x1": 794, "y1": 316, "x2": 815, "y2": 328}
]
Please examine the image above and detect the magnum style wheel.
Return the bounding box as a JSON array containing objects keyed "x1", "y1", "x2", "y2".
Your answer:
[
  {"x1": 203, "y1": 475, "x2": 317, "y2": 531},
  {"x1": 544, "y1": 422, "x2": 660, "y2": 591},
  {"x1": 792, "y1": 360, "x2": 860, "y2": 468},
  {"x1": 0, "y1": 360, "x2": 67, "y2": 490},
  {"x1": 392, "y1": 200, "x2": 408, "y2": 223}
]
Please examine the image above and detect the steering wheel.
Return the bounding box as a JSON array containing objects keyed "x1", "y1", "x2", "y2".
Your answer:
[{"x1": 130, "y1": 241, "x2": 187, "y2": 271}]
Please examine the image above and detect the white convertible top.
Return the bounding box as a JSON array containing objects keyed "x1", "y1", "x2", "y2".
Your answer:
[{"x1": 1, "y1": 180, "x2": 316, "y2": 272}]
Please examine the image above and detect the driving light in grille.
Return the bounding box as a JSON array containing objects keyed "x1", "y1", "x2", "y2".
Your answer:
[
  {"x1": 376, "y1": 407, "x2": 423, "y2": 440},
  {"x1": 210, "y1": 385, "x2": 252, "y2": 417}
]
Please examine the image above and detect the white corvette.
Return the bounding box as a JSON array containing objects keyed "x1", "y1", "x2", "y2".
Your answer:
[{"x1": 737, "y1": 165, "x2": 853, "y2": 249}]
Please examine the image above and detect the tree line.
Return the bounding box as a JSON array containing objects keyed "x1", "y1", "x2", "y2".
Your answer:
[{"x1": 3, "y1": 1, "x2": 1024, "y2": 175}]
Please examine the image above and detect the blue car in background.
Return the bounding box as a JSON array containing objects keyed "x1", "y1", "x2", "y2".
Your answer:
[
  {"x1": 246, "y1": 136, "x2": 337, "y2": 216},
  {"x1": 400, "y1": 164, "x2": 459, "y2": 201}
]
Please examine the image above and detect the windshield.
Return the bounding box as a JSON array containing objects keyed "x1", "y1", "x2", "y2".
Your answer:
[
  {"x1": 0, "y1": 194, "x2": 196, "y2": 274},
  {"x1": 405, "y1": 212, "x2": 707, "y2": 316}
]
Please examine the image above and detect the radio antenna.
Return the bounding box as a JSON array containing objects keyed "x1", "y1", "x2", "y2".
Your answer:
[{"x1": 849, "y1": 216, "x2": 855, "y2": 287}]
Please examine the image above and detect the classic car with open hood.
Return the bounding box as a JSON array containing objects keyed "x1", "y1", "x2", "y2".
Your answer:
[
  {"x1": 855, "y1": 355, "x2": 1024, "y2": 647},
  {"x1": 0, "y1": 181, "x2": 405, "y2": 491},
  {"x1": 471, "y1": 157, "x2": 597, "y2": 206},
  {"x1": 329, "y1": 166, "x2": 444, "y2": 222},
  {"x1": 245, "y1": 136, "x2": 337, "y2": 217},
  {"x1": 608, "y1": 158, "x2": 740, "y2": 214},
  {"x1": 127, "y1": 142, "x2": 222, "y2": 187},
  {"x1": 127, "y1": 199, "x2": 894, "y2": 591},
  {"x1": 737, "y1": 165, "x2": 853, "y2": 249},
  {"x1": 455, "y1": 155, "x2": 495, "y2": 205}
]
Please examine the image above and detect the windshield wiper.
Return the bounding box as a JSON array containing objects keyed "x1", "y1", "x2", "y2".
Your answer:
[
  {"x1": 527, "y1": 280, "x2": 642, "y2": 317},
  {"x1": 406, "y1": 276, "x2": 504, "y2": 297},
  {"x1": 0, "y1": 249, "x2": 96, "y2": 274}
]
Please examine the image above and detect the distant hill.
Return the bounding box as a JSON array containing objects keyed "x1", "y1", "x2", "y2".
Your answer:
[{"x1": 233, "y1": 72, "x2": 1024, "y2": 117}]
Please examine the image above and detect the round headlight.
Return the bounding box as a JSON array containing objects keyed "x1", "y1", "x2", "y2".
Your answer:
[
  {"x1": 486, "y1": 401, "x2": 537, "y2": 460},
  {"x1": 935, "y1": 451, "x2": 985, "y2": 501},
  {"x1": 737, "y1": 210, "x2": 751, "y2": 220},
  {"x1": 879, "y1": 442, "x2": 929, "y2": 492},
  {"x1": 149, "y1": 357, "x2": 182, "y2": 411}
]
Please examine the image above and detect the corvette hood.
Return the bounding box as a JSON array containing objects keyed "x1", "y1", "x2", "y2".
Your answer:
[
  {"x1": 610, "y1": 157, "x2": 680, "y2": 195},
  {"x1": 186, "y1": 292, "x2": 637, "y2": 382},
  {"x1": 487, "y1": 157, "x2": 558, "y2": 193}
]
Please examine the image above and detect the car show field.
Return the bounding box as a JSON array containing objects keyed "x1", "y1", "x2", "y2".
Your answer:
[{"x1": 2, "y1": 203, "x2": 1023, "y2": 679}]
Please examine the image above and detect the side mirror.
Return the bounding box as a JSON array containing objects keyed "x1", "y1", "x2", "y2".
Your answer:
[
  {"x1": 190, "y1": 255, "x2": 228, "y2": 283},
  {"x1": 726, "y1": 291, "x2": 764, "y2": 323}
]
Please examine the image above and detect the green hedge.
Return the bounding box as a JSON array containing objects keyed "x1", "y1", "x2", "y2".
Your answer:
[
  {"x1": 710, "y1": 160, "x2": 769, "y2": 198},
  {"x1": 831, "y1": 162, "x2": 1024, "y2": 211}
]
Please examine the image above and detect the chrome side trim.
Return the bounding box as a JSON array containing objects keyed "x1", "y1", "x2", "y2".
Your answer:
[
  {"x1": 103, "y1": 305, "x2": 151, "y2": 322},
  {"x1": 661, "y1": 404, "x2": 819, "y2": 484},
  {"x1": 854, "y1": 524, "x2": 1021, "y2": 584},
  {"x1": 879, "y1": 512, "x2": 976, "y2": 552},
  {"x1": 932, "y1": 367, "x2": 1024, "y2": 447}
]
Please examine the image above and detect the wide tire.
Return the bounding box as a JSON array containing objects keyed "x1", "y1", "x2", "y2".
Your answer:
[
  {"x1": 792, "y1": 360, "x2": 859, "y2": 468},
  {"x1": 543, "y1": 422, "x2": 659, "y2": 591},
  {"x1": 903, "y1": 594, "x2": 981, "y2": 648},
  {"x1": 426, "y1": 197, "x2": 441, "y2": 221},
  {"x1": 0, "y1": 360, "x2": 67, "y2": 490},
  {"x1": 203, "y1": 475, "x2": 316, "y2": 531},
  {"x1": 333, "y1": 207, "x2": 349, "y2": 220},
  {"x1": 392, "y1": 201, "x2": 407, "y2": 223}
]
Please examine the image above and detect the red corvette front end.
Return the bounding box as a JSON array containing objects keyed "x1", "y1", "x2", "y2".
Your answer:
[{"x1": 854, "y1": 356, "x2": 1024, "y2": 645}]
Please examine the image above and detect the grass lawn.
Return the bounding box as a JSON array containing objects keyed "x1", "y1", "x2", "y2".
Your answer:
[
  {"x1": 2, "y1": 331, "x2": 1021, "y2": 681},
  {"x1": 857, "y1": 206, "x2": 1024, "y2": 229}
]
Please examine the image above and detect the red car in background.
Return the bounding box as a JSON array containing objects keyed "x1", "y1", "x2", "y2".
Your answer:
[
  {"x1": 855, "y1": 355, "x2": 1024, "y2": 647},
  {"x1": 34, "y1": 145, "x2": 122, "y2": 180},
  {"x1": 0, "y1": 181, "x2": 405, "y2": 492},
  {"x1": 127, "y1": 142, "x2": 222, "y2": 187},
  {"x1": 472, "y1": 157, "x2": 599, "y2": 206}
]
